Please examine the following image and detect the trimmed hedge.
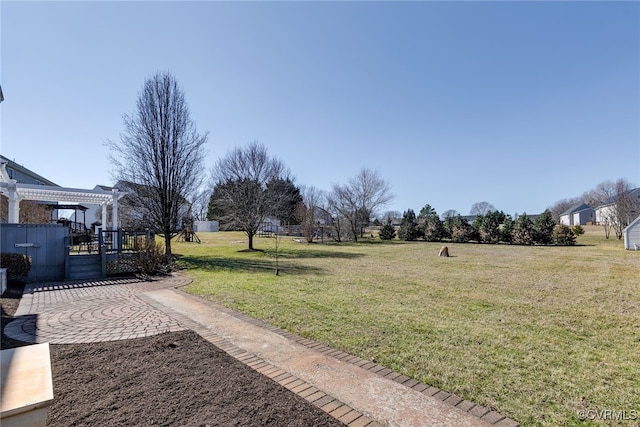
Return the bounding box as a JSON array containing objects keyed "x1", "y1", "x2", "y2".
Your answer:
[{"x1": 1, "y1": 252, "x2": 32, "y2": 279}]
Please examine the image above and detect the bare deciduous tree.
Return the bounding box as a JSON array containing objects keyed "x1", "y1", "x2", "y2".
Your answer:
[
  {"x1": 548, "y1": 197, "x2": 582, "y2": 224},
  {"x1": 469, "y1": 201, "x2": 496, "y2": 216},
  {"x1": 107, "y1": 71, "x2": 208, "y2": 255},
  {"x1": 325, "y1": 192, "x2": 349, "y2": 243},
  {"x1": 187, "y1": 187, "x2": 213, "y2": 222},
  {"x1": 591, "y1": 179, "x2": 639, "y2": 239},
  {"x1": 329, "y1": 168, "x2": 394, "y2": 241},
  {"x1": 296, "y1": 185, "x2": 326, "y2": 243},
  {"x1": 209, "y1": 141, "x2": 291, "y2": 251},
  {"x1": 441, "y1": 209, "x2": 459, "y2": 221}
]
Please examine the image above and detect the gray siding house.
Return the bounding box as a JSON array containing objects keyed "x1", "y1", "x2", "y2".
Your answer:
[
  {"x1": 559, "y1": 203, "x2": 595, "y2": 226},
  {"x1": 623, "y1": 215, "x2": 640, "y2": 250}
]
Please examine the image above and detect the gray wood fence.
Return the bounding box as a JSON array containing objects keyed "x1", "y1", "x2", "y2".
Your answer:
[{"x1": 0, "y1": 224, "x2": 68, "y2": 282}]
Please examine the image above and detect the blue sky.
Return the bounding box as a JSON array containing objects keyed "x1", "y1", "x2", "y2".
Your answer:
[{"x1": 1, "y1": 1, "x2": 638, "y2": 218}]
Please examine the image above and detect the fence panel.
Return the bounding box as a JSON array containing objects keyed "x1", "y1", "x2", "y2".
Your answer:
[{"x1": 0, "y1": 224, "x2": 67, "y2": 282}]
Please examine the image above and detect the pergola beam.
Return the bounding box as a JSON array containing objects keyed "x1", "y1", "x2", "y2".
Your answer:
[{"x1": 0, "y1": 181, "x2": 124, "y2": 227}]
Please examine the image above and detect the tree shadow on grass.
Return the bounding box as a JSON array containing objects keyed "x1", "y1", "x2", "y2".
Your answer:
[
  {"x1": 180, "y1": 256, "x2": 326, "y2": 275},
  {"x1": 269, "y1": 248, "x2": 366, "y2": 260}
]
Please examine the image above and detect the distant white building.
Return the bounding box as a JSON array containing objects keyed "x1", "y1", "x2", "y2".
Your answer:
[
  {"x1": 259, "y1": 217, "x2": 281, "y2": 232},
  {"x1": 194, "y1": 220, "x2": 219, "y2": 232},
  {"x1": 559, "y1": 203, "x2": 595, "y2": 226},
  {"x1": 595, "y1": 188, "x2": 640, "y2": 225}
]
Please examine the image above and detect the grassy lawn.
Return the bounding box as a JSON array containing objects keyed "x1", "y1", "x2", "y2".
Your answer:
[{"x1": 174, "y1": 226, "x2": 639, "y2": 426}]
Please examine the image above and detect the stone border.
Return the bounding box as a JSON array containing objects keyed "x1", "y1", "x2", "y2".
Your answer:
[{"x1": 152, "y1": 287, "x2": 521, "y2": 427}]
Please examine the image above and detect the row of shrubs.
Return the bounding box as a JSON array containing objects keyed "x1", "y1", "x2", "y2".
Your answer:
[{"x1": 379, "y1": 209, "x2": 583, "y2": 246}]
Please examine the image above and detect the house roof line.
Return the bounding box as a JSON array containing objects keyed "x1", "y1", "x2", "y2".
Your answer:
[
  {"x1": 561, "y1": 203, "x2": 594, "y2": 216},
  {"x1": 623, "y1": 214, "x2": 640, "y2": 232},
  {"x1": 597, "y1": 188, "x2": 640, "y2": 208}
]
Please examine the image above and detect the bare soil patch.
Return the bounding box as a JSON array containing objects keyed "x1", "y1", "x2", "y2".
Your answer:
[{"x1": 1, "y1": 285, "x2": 344, "y2": 427}]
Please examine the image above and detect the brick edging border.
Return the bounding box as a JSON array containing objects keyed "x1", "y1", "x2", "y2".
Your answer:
[
  {"x1": 162, "y1": 284, "x2": 520, "y2": 427},
  {"x1": 140, "y1": 292, "x2": 380, "y2": 427}
]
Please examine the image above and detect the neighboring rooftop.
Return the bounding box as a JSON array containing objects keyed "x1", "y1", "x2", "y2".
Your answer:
[
  {"x1": 0, "y1": 155, "x2": 58, "y2": 186},
  {"x1": 561, "y1": 203, "x2": 593, "y2": 216}
]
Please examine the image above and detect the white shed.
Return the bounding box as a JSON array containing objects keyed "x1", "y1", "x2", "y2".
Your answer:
[
  {"x1": 194, "y1": 220, "x2": 219, "y2": 232},
  {"x1": 623, "y1": 215, "x2": 640, "y2": 250}
]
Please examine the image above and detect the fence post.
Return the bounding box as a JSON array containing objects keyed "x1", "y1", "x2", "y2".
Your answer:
[
  {"x1": 64, "y1": 236, "x2": 71, "y2": 280},
  {"x1": 117, "y1": 229, "x2": 123, "y2": 253},
  {"x1": 101, "y1": 245, "x2": 107, "y2": 278}
]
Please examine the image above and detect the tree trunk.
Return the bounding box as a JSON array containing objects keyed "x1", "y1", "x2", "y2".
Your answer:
[{"x1": 165, "y1": 235, "x2": 172, "y2": 255}]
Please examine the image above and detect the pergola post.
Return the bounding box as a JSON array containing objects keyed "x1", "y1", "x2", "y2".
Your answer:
[
  {"x1": 101, "y1": 202, "x2": 108, "y2": 232},
  {"x1": 111, "y1": 189, "x2": 119, "y2": 229},
  {"x1": 7, "y1": 180, "x2": 21, "y2": 223},
  {"x1": 112, "y1": 189, "x2": 119, "y2": 250}
]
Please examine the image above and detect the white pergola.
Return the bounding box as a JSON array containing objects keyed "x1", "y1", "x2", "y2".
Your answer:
[{"x1": 0, "y1": 180, "x2": 125, "y2": 229}]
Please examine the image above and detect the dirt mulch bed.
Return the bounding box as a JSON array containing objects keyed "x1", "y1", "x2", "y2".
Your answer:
[{"x1": 1, "y1": 285, "x2": 345, "y2": 427}]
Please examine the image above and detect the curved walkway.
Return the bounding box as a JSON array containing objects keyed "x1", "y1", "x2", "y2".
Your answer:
[{"x1": 4, "y1": 274, "x2": 519, "y2": 427}]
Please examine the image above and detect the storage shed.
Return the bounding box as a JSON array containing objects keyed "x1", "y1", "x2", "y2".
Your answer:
[
  {"x1": 194, "y1": 220, "x2": 219, "y2": 232},
  {"x1": 623, "y1": 215, "x2": 640, "y2": 250}
]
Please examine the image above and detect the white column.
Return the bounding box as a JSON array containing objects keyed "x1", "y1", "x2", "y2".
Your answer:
[
  {"x1": 112, "y1": 189, "x2": 119, "y2": 229},
  {"x1": 101, "y1": 202, "x2": 108, "y2": 230},
  {"x1": 7, "y1": 180, "x2": 21, "y2": 223},
  {"x1": 112, "y1": 189, "x2": 120, "y2": 251}
]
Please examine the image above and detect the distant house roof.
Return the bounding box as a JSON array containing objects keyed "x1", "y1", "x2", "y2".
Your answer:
[
  {"x1": 561, "y1": 203, "x2": 593, "y2": 216},
  {"x1": 0, "y1": 154, "x2": 58, "y2": 186},
  {"x1": 94, "y1": 184, "x2": 114, "y2": 191},
  {"x1": 597, "y1": 188, "x2": 640, "y2": 208}
]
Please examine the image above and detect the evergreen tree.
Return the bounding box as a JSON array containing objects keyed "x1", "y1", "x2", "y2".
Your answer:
[
  {"x1": 512, "y1": 213, "x2": 534, "y2": 245},
  {"x1": 423, "y1": 213, "x2": 444, "y2": 242},
  {"x1": 571, "y1": 225, "x2": 585, "y2": 237},
  {"x1": 398, "y1": 209, "x2": 421, "y2": 241},
  {"x1": 553, "y1": 224, "x2": 577, "y2": 246},
  {"x1": 533, "y1": 210, "x2": 556, "y2": 245},
  {"x1": 449, "y1": 215, "x2": 474, "y2": 243},
  {"x1": 418, "y1": 204, "x2": 437, "y2": 219},
  {"x1": 378, "y1": 218, "x2": 397, "y2": 240},
  {"x1": 500, "y1": 215, "x2": 514, "y2": 243},
  {"x1": 475, "y1": 210, "x2": 506, "y2": 244}
]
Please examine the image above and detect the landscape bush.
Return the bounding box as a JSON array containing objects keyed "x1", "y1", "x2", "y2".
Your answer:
[
  {"x1": 571, "y1": 225, "x2": 585, "y2": 237},
  {"x1": 136, "y1": 238, "x2": 171, "y2": 276},
  {"x1": 553, "y1": 224, "x2": 576, "y2": 246},
  {"x1": 0, "y1": 252, "x2": 32, "y2": 280}
]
